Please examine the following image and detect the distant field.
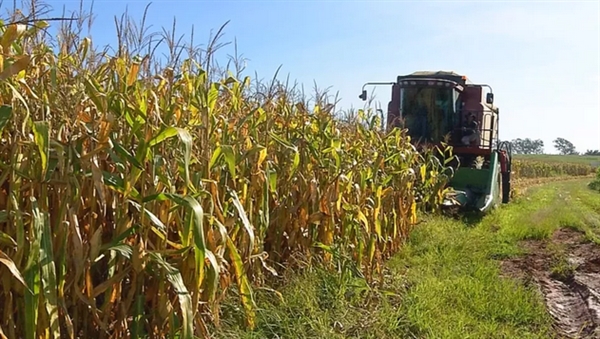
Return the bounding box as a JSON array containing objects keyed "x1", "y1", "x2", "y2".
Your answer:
[{"x1": 515, "y1": 154, "x2": 600, "y2": 167}]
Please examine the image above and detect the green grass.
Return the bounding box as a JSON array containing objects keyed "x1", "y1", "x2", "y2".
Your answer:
[
  {"x1": 215, "y1": 267, "x2": 402, "y2": 339},
  {"x1": 588, "y1": 167, "x2": 600, "y2": 192},
  {"x1": 215, "y1": 179, "x2": 600, "y2": 338},
  {"x1": 516, "y1": 154, "x2": 600, "y2": 167},
  {"x1": 547, "y1": 242, "x2": 575, "y2": 281}
]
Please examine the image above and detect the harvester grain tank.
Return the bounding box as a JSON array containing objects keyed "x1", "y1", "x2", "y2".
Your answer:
[{"x1": 359, "y1": 71, "x2": 513, "y2": 212}]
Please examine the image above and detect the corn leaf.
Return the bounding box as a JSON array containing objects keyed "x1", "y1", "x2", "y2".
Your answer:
[
  {"x1": 32, "y1": 121, "x2": 49, "y2": 179},
  {"x1": 202, "y1": 251, "x2": 220, "y2": 302},
  {"x1": 148, "y1": 126, "x2": 178, "y2": 147},
  {"x1": 0, "y1": 105, "x2": 11, "y2": 132},
  {"x1": 127, "y1": 61, "x2": 140, "y2": 87},
  {"x1": 128, "y1": 200, "x2": 167, "y2": 233},
  {"x1": 207, "y1": 82, "x2": 220, "y2": 113},
  {"x1": 220, "y1": 145, "x2": 236, "y2": 178},
  {"x1": 149, "y1": 252, "x2": 193, "y2": 339},
  {"x1": 226, "y1": 236, "x2": 255, "y2": 330},
  {"x1": 0, "y1": 55, "x2": 30, "y2": 80},
  {"x1": 24, "y1": 197, "x2": 43, "y2": 339},
  {"x1": 208, "y1": 146, "x2": 222, "y2": 170},
  {"x1": 229, "y1": 190, "x2": 255, "y2": 255},
  {"x1": 1, "y1": 24, "x2": 19, "y2": 50},
  {"x1": 112, "y1": 138, "x2": 144, "y2": 170},
  {"x1": 176, "y1": 128, "x2": 193, "y2": 189},
  {"x1": 35, "y1": 198, "x2": 61, "y2": 339},
  {"x1": 0, "y1": 249, "x2": 26, "y2": 287}
]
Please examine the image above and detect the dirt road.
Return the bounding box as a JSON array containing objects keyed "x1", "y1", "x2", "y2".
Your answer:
[{"x1": 503, "y1": 228, "x2": 600, "y2": 338}]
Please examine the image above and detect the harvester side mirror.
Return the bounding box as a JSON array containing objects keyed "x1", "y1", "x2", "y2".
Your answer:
[
  {"x1": 359, "y1": 90, "x2": 367, "y2": 101},
  {"x1": 486, "y1": 93, "x2": 494, "y2": 104}
]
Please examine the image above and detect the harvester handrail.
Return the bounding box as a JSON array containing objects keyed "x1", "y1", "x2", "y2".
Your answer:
[
  {"x1": 450, "y1": 126, "x2": 497, "y2": 150},
  {"x1": 451, "y1": 107, "x2": 498, "y2": 150},
  {"x1": 361, "y1": 82, "x2": 395, "y2": 91}
]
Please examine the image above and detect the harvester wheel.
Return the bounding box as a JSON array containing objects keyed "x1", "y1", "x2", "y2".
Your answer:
[
  {"x1": 498, "y1": 147, "x2": 512, "y2": 204},
  {"x1": 501, "y1": 171, "x2": 511, "y2": 203}
]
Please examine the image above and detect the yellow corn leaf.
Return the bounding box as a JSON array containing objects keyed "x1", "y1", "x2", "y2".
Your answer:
[
  {"x1": 0, "y1": 55, "x2": 30, "y2": 81},
  {"x1": 174, "y1": 106, "x2": 182, "y2": 123},
  {"x1": 0, "y1": 249, "x2": 26, "y2": 287},
  {"x1": 375, "y1": 219, "x2": 382, "y2": 239},
  {"x1": 18, "y1": 79, "x2": 39, "y2": 100},
  {"x1": 31, "y1": 121, "x2": 49, "y2": 179},
  {"x1": 97, "y1": 120, "x2": 112, "y2": 144},
  {"x1": 0, "y1": 24, "x2": 25, "y2": 51},
  {"x1": 368, "y1": 236, "x2": 376, "y2": 265},
  {"x1": 80, "y1": 37, "x2": 90, "y2": 61},
  {"x1": 226, "y1": 237, "x2": 256, "y2": 330},
  {"x1": 410, "y1": 201, "x2": 417, "y2": 224},
  {"x1": 257, "y1": 148, "x2": 267, "y2": 168},
  {"x1": 357, "y1": 210, "x2": 369, "y2": 232},
  {"x1": 245, "y1": 136, "x2": 252, "y2": 151},
  {"x1": 127, "y1": 61, "x2": 140, "y2": 87}
]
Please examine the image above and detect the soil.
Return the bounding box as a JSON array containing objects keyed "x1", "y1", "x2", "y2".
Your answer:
[{"x1": 501, "y1": 228, "x2": 600, "y2": 339}]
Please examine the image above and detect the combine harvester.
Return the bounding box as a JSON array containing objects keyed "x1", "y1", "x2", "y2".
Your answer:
[{"x1": 359, "y1": 71, "x2": 513, "y2": 213}]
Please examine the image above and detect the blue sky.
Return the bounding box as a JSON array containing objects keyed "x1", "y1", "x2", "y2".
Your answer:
[{"x1": 22, "y1": 0, "x2": 600, "y2": 153}]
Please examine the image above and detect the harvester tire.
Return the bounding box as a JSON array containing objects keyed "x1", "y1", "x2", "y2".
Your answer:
[{"x1": 501, "y1": 172, "x2": 511, "y2": 203}]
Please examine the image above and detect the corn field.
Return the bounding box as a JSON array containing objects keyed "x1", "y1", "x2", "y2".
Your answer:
[
  {"x1": 512, "y1": 159, "x2": 593, "y2": 179},
  {"x1": 0, "y1": 8, "x2": 453, "y2": 339}
]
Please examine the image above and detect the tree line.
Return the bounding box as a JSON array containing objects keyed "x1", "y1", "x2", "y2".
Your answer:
[{"x1": 499, "y1": 137, "x2": 600, "y2": 156}]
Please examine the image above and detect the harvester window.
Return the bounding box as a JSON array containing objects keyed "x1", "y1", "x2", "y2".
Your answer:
[{"x1": 400, "y1": 86, "x2": 456, "y2": 143}]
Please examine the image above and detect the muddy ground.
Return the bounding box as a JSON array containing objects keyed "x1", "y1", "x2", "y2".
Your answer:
[{"x1": 501, "y1": 228, "x2": 600, "y2": 338}]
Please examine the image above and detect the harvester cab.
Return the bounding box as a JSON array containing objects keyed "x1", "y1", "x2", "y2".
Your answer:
[{"x1": 359, "y1": 71, "x2": 513, "y2": 213}]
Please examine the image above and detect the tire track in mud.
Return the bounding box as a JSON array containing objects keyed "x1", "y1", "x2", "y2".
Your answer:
[
  {"x1": 537, "y1": 271, "x2": 600, "y2": 338},
  {"x1": 502, "y1": 228, "x2": 600, "y2": 338}
]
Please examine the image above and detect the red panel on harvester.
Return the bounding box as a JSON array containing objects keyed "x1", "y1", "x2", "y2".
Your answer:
[
  {"x1": 463, "y1": 86, "x2": 483, "y2": 122},
  {"x1": 388, "y1": 83, "x2": 401, "y2": 128}
]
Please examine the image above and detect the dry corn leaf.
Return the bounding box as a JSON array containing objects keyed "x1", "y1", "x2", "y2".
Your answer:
[
  {"x1": 0, "y1": 249, "x2": 26, "y2": 287},
  {"x1": 0, "y1": 55, "x2": 30, "y2": 81}
]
